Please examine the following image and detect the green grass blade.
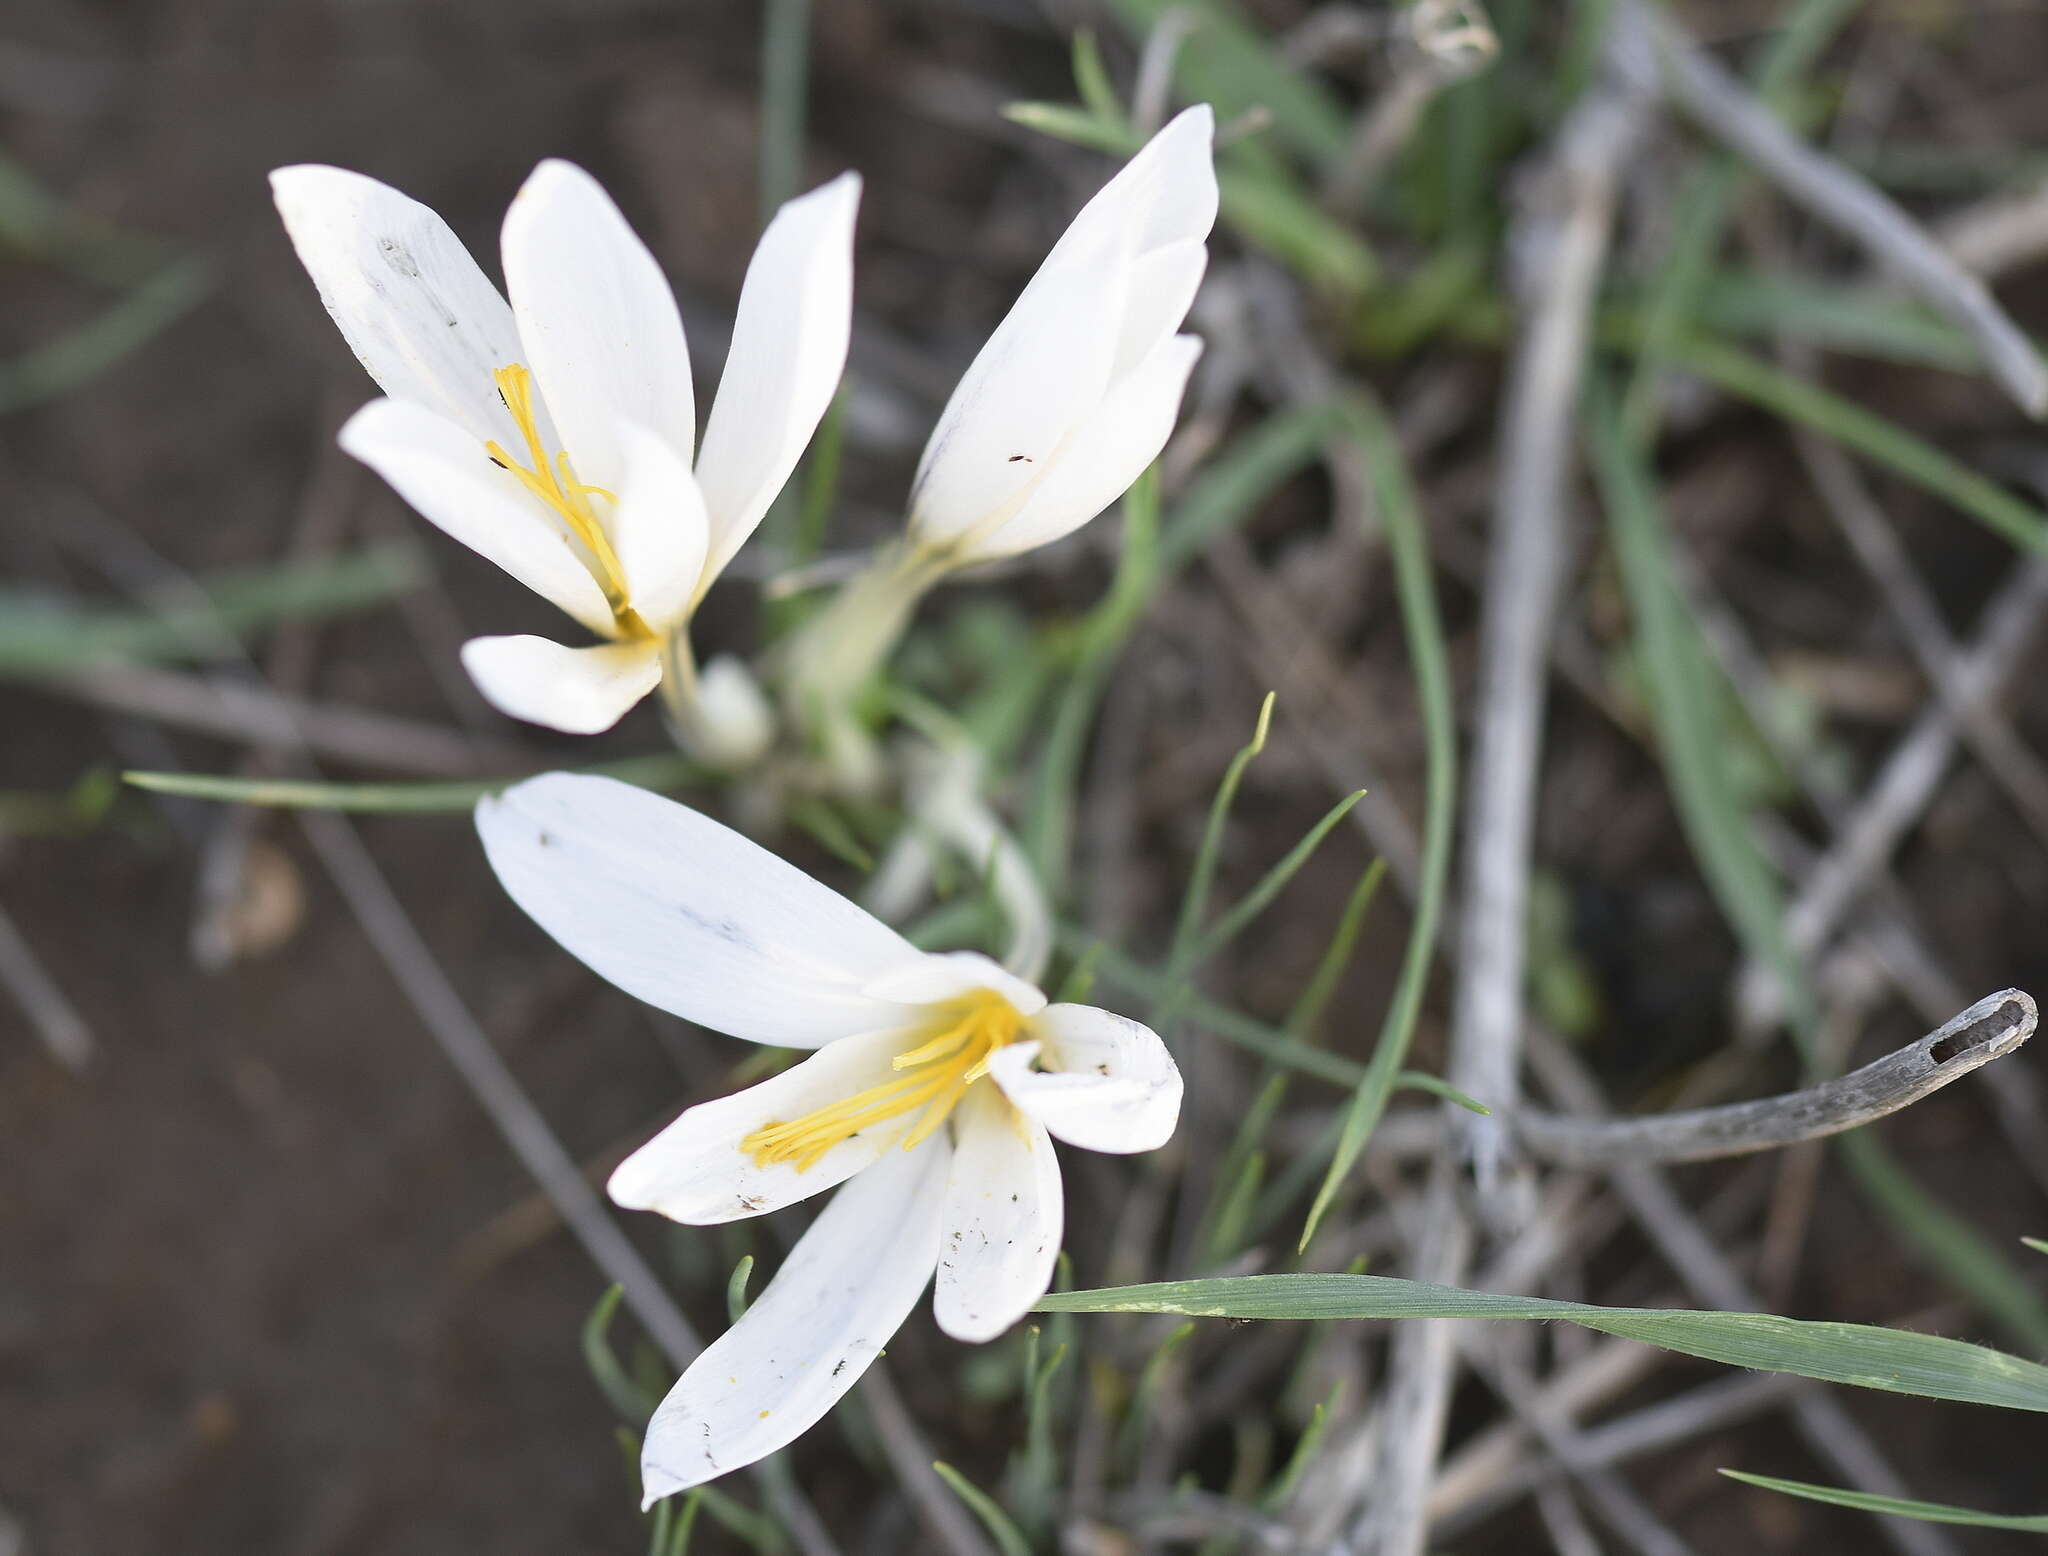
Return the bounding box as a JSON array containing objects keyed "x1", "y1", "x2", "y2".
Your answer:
[
  {"x1": 930, "y1": 1462, "x2": 1034, "y2": 1556},
  {"x1": 1103, "y1": 0, "x2": 1350, "y2": 167},
  {"x1": 1719, "y1": 1470, "x2": 2048, "y2": 1532},
  {"x1": 1037, "y1": 1274, "x2": 2048, "y2": 1413},
  {"x1": 0, "y1": 542, "x2": 425, "y2": 676},
  {"x1": 123, "y1": 752, "x2": 706, "y2": 813},
  {"x1": 1193, "y1": 789, "x2": 1367, "y2": 965},
  {"x1": 757, "y1": 0, "x2": 811, "y2": 223},
  {"x1": 1666, "y1": 336, "x2": 2048, "y2": 553},
  {"x1": 1587, "y1": 382, "x2": 1816, "y2": 1031},
  {"x1": 582, "y1": 1286, "x2": 660, "y2": 1427},
  {"x1": 0, "y1": 255, "x2": 212, "y2": 415},
  {"x1": 1300, "y1": 398, "x2": 1458, "y2": 1252},
  {"x1": 1170, "y1": 691, "x2": 1276, "y2": 975}
]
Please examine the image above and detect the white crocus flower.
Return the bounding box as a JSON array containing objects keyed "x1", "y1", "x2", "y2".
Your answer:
[
  {"x1": 475, "y1": 772, "x2": 1182, "y2": 1502},
  {"x1": 906, "y1": 103, "x2": 1215, "y2": 565},
  {"x1": 780, "y1": 107, "x2": 1215, "y2": 780},
  {"x1": 271, "y1": 159, "x2": 858, "y2": 734}
]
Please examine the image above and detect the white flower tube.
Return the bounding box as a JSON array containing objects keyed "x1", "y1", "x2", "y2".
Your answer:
[
  {"x1": 272, "y1": 160, "x2": 858, "y2": 735},
  {"x1": 474, "y1": 773, "x2": 1182, "y2": 1502}
]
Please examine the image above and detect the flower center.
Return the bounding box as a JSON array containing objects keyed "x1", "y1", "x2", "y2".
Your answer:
[
  {"x1": 484, "y1": 362, "x2": 650, "y2": 637},
  {"x1": 740, "y1": 992, "x2": 1025, "y2": 1172}
]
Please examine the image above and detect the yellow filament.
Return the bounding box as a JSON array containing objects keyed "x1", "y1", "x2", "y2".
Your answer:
[
  {"x1": 741, "y1": 994, "x2": 1025, "y2": 1172},
  {"x1": 483, "y1": 363, "x2": 647, "y2": 634}
]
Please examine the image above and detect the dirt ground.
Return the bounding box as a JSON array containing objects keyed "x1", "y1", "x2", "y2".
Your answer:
[{"x1": 8, "y1": 0, "x2": 2048, "y2": 1552}]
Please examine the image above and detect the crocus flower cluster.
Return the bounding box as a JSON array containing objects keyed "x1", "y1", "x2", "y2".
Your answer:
[{"x1": 273, "y1": 107, "x2": 1216, "y2": 1504}]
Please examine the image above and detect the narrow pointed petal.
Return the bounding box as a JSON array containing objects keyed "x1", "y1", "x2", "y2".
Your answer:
[
  {"x1": 475, "y1": 773, "x2": 922, "y2": 1047},
  {"x1": 609, "y1": 421, "x2": 709, "y2": 631},
  {"x1": 933, "y1": 1085, "x2": 1063, "y2": 1342},
  {"x1": 639, "y1": 1137, "x2": 949, "y2": 1503},
  {"x1": 338, "y1": 397, "x2": 614, "y2": 634},
  {"x1": 1036, "y1": 105, "x2": 1217, "y2": 291},
  {"x1": 967, "y1": 334, "x2": 1202, "y2": 561},
  {"x1": 906, "y1": 249, "x2": 1122, "y2": 553},
  {"x1": 502, "y1": 159, "x2": 696, "y2": 490},
  {"x1": 988, "y1": 1004, "x2": 1182, "y2": 1154},
  {"x1": 693, "y1": 173, "x2": 860, "y2": 589},
  {"x1": 609, "y1": 1029, "x2": 920, "y2": 1224},
  {"x1": 459, "y1": 635, "x2": 661, "y2": 734},
  {"x1": 860, "y1": 951, "x2": 1046, "y2": 1017},
  {"x1": 271, "y1": 165, "x2": 526, "y2": 444}
]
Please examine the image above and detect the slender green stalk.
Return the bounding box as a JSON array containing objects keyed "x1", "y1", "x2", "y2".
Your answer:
[{"x1": 1300, "y1": 398, "x2": 1458, "y2": 1252}]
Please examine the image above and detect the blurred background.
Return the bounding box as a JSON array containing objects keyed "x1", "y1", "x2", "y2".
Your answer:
[{"x1": 8, "y1": 0, "x2": 2048, "y2": 1552}]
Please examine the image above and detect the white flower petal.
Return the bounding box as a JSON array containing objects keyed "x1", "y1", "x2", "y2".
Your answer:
[
  {"x1": 502, "y1": 159, "x2": 696, "y2": 491},
  {"x1": 475, "y1": 773, "x2": 922, "y2": 1047},
  {"x1": 639, "y1": 1135, "x2": 949, "y2": 1504},
  {"x1": 906, "y1": 251, "x2": 1123, "y2": 553},
  {"x1": 459, "y1": 634, "x2": 661, "y2": 734},
  {"x1": 609, "y1": 1029, "x2": 922, "y2": 1224},
  {"x1": 933, "y1": 1084, "x2": 1063, "y2": 1342},
  {"x1": 1113, "y1": 240, "x2": 1208, "y2": 378},
  {"x1": 693, "y1": 172, "x2": 860, "y2": 589},
  {"x1": 988, "y1": 1004, "x2": 1182, "y2": 1154},
  {"x1": 609, "y1": 421, "x2": 709, "y2": 631},
  {"x1": 337, "y1": 397, "x2": 613, "y2": 634},
  {"x1": 971, "y1": 334, "x2": 1202, "y2": 561},
  {"x1": 1037, "y1": 105, "x2": 1217, "y2": 282},
  {"x1": 271, "y1": 165, "x2": 526, "y2": 445},
  {"x1": 860, "y1": 951, "x2": 1047, "y2": 1017}
]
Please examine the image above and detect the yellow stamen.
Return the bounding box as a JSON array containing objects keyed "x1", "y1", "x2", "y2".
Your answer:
[
  {"x1": 483, "y1": 363, "x2": 648, "y2": 635},
  {"x1": 741, "y1": 992, "x2": 1025, "y2": 1171}
]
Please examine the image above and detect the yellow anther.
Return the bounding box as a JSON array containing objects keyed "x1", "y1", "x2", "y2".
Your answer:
[
  {"x1": 741, "y1": 992, "x2": 1025, "y2": 1171},
  {"x1": 484, "y1": 363, "x2": 646, "y2": 634}
]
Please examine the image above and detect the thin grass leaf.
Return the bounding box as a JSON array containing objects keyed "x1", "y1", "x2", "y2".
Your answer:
[
  {"x1": 1261, "y1": 1390, "x2": 1337, "y2": 1511},
  {"x1": 583, "y1": 1285, "x2": 659, "y2": 1428},
  {"x1": 1071, "y1": 28, "x2": 1124, "y2": 124},
  {"x1": 1037, "y1": 1274, "x2": 2048, "y2": 1413},
  {"x1": 1218, "y1": 164, "x2": 1378, "y2": 295},
  {"x1": 1619, "y1": 0, "x2": 1860, "y2": 440},
  {"x1": 1837, "y1": 1127, "x2": 2048, "y2": 1354},
  {"x1": 1204, "y1": 1145, "x2": 1267, "y2": 1264},
  {"x1": 1192, "y1": 788, "x2": 1367, "y2": 964},
  {"x1": 1104, "y1": 0, "x2": 1350, "y2": 167},
  {"x1": 1588, "y1": 383, "x2": 1816, "y2": 1031},
  {"x1": 931, "y1": 1462, "x2": 1034, "y2": 1556},
  {"x1": 1004, "y1": 101, "x2": 1139, "y2": 154},
  {"x1": 1719, "y1": 1470, "x2": 2048, "y2": 1531},
  {"x1": 1171, "y1": 691, "x2": 1275, "y2": 967},
  {"x1": 0, "y1": 255, "x2": 212, "y2": 415},
  {"x1": 0, "y1": 542, "x2": 425, "y2": 676},
  {"x1": 658, "y1": 1489, "x2": 707, "y2": 1556},
  {"x1": 1117, "y1": 1320, "x2": 1196, "y2": 1467},
  {"x1": 1300, "y1": 398, "x2": 1458, "y2": 1252},
  {"x1": 757, "y1": 0, "x2": 811, "y2": 223},
  {"x1": 1020, "y1": 1337, "x2": 1069, "y2": 1510},
  {"x1": 695, "y1": 1486, "x2": 790, "y2": 1556},
  {"x1": 726, "y1": 1254, "x2": 756, "y2": 1324},
  {"x1": 123, "y1": 752, "x2": 706, "y2": 813},
  {"x1": 1666, "y1": 336, "x2": 2048, "y2": 554},
  {"x1": 1026, "y1": 466, "x2": 1160, "y2": 891}
]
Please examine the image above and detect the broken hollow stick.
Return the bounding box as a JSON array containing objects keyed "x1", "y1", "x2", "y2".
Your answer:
[{"x1": 1512, "y1": 990, "x2": 2036, "y2": 1168}]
